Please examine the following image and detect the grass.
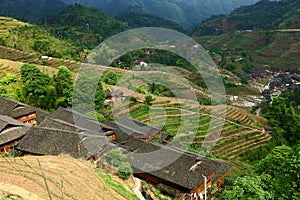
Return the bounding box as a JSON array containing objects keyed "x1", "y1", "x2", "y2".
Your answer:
[{"x1": 96, "y1": 171, "x2": 139, "y2": 200}]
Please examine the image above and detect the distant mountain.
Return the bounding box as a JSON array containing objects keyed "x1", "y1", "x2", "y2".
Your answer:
[
  {"x1": 0, "y1": 0, "x2": 66, "y2": 22},
  {"x1": 61, "y1": 0, "x2": 260, "y2": 28},
  {"x1": 39, "y1": 4, "x2": 128, "y2": 49},
  {"x1": 192, "y1": 0, "x2": 300, "y2": 36},
  {"x1": 116, "y1": 12, "x2": 184, "y2": 32}
]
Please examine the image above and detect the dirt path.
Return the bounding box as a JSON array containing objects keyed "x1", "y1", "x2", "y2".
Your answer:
[{"x1": 132, "y1": 177, "x2": 145, "y2": 200}]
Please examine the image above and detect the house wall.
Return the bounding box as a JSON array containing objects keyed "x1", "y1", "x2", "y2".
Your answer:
[
  {"x1": 0, "y1": 140, "x2": 19, "y2": 155},
  {"x1": 15, "y1": 112, "x2": 36, "y2": 126},
  {"x1": 189, "y1": 173, "x2": 215, "y2": 196},
  {"x1": 134, "y1": 171, "x2": 189, "y2": 193}
]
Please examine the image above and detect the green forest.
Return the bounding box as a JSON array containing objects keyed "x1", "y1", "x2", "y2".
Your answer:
[{"x1": 222, "y1": 91, "x2": 300, "y2": 200}]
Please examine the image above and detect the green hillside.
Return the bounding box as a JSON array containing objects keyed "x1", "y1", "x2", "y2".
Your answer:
[
  {"x1": 192, "y1": 0, "x2": 300, "y2": 36},
  {"x1": 195, "y1": 29, "x2": 300, "y2": 69},
  {"x1": 39, "y1": 4, "x2": 128, "y2": 49},
  {"x1": 0, "y1": 17, "x2": 81, "y2": 60}
]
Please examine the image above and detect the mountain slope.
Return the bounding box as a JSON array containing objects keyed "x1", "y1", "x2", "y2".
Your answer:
[
  {"x1": 116, "y1": 12, "x2": 184, "y2": 32},
  {"x1": 0, "y1": 16, "x2": 82, "y2": 60},
  {"x1": 40, "y1": 4, "x2": 128, "y2": 49},
  {"x1": 0, "y1": 0, "x2": 66, "y2": 22},
  {"x1": 192, "y1": 0, "x2": 300, "y2": 36},
  {"x1": 61, "y1": 0, "x2": 259, "y2": 28}
]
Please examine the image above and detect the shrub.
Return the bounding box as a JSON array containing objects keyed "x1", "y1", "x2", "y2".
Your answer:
[
  {"x1": 106, "y1": 149, "x2": 126, "y2": 167},
  {"x1": 117, "y1": 162, "x2": 133, "y2": 179}
]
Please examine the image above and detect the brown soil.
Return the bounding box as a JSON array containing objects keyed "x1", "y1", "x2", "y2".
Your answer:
[{"x1": 0, "y1": 155, "x2": 135, "y2": 200}]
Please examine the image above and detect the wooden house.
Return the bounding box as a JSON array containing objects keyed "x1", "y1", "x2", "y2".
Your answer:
[
  {"x1": 102, "y1": 120, "x2": 231, "y2": 197},
  {"x1": 116, "y1": 117, "x2": 162, "y2": 142},
  {"x1": 105, "y1": 89, "x2": 124, "y2": 106},
  {"x1": 16, "y1": 126, "x2": 109, "y2": 161},
  {"x1": 0, "y1": 97, "x2": 48, "y2": 126},
  {"x1": 116, "y1": 136, "x2": 230, "y2": 198},
  {"x1": 48, "y1": 107, "x2": 115, "y2": 139},
  {"x1": 0, "y1": 115, "x2": 30, "y2": 154},
  {"x1": 39, "y1": 116, "x2": 116, "y2": 142}
]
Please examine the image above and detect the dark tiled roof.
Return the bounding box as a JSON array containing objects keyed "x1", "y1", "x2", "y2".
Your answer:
[
  {"x1": 103, "y1": 120, "x2": 131, "y2": 142},
  {"x1": 39, "y1": 117, "x2": 86, "y2": 133},
  {"x1": 35, "y1": 108, "x2": 49, "y2": 124},
  {"x1": 116, "y1": 117, "x2": 161, "y2": 139},
  {"x1": 0, "y1": 126, "x2": 30, "y2": 146},
  {"x1": 0, "y1": 97, "x2": 41, "y2": 119},
  {"x1": 0, "y1": 115, "x2": 26, "y2": 131},
  {"x1": 16, "y1": 127, "x2": 109, "y2": 159},
  {"x1": 119, "y1": 137, "x2": 231, "y2": 190},
  {"x1": 0, "y1": 115, "x2": 30, "y2": 146},
  {"x1": 48, "y1": 107, "x2": 113, "y2": 133}
]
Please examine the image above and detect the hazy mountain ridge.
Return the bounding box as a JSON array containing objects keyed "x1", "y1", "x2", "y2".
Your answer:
[{"x1": 61, "y1": 0, "x2": 260, "y2": 28}]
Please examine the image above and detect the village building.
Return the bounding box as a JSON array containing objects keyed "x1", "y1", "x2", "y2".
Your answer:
[
  {"x1": 103, "y1": 120, "x2": 231, "y2": 198},
  {"x1": 0, "y1": 115, "x2": 30, "y2": 154},
  {"x1": 105, "y1": 89, "x2": 124, "y2": 106},
  {"x1": 48, "y1": 107, "x2": 114, "y2": 137},
  {"x1": 116, "y1": 117, "x2": 162, "y2": 142},
  {"x1": 39, "y1": 116, "x2": 116, "y2": 142},
  {"x1": 16, "y1": 126, "x2": 110, "y2": 161},
  {"x1": 0, "y1": 97, "x2": 48, "y2": 126},
  {"x1": 122, "y1": 138, "x2": 229, "y2": 198}
]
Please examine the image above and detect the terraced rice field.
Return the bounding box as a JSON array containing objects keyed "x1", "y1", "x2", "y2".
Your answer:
[
  {"x1": 125, "y1": 101, "x2": 271, "y2": 162},
  {"x1": 0, "y1": 156, "x2": 137, "y2": 200}
]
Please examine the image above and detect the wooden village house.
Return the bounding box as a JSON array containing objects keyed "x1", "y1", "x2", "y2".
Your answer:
[
  {"x1": 116, "y1": 117, "x2": 162, "y2": 142},
  {"x1": 0, "y1": 97, "x2": 48, "y2": 126},
  {"x1": 47, "y1": 107, "x2": 116, "y2": 141},
  {"x1": 103, "y1": 120, "x2": 231, "y2": 198},
  {"x1": 105, "y1": 89, "x2": 124, "y2": 106},
  {"x1": 0, "y1": 115, "x2": 30, "y2": 154}
]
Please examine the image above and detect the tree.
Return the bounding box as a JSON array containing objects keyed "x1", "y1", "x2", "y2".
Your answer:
[
  {"x1": 144, "y1": 95, "x2": 154, "y2": 105},
  {"x1": 20, "y1": 63, "x2": 50, "y2": 107},
  {"x1": 73, "y1": 71, "x2": 105, "y2": 110},
  {"x1": 90, "y1": 44, "x2": 117, "y2": 66},
  {"x1": 254, "y1": 145, "x2": 300, "y2": 199},
  {"x1": 103, "y1": 70, "x2": 118, "y2": 85},
  {"x1": 221, "y1": 175, "x2": 273, "y2": 200},
  {"x1": 264, "y1": 94, "x2": 300, "y2": 145},
  {"x1": 85, "y1": 111, "x2": 105, "y2": 122},
  {"x1": 55, "y1": 66, "x2": 73, "y2": 106},
  {"x1": 117, "y1": 162, "x2": 133, "y2": 179},
  {"x1": 95, "y1": 80, "x2": 105, "y2": 110},
  {"x1": 105, "y1": 149, "x2": 126, "y2": 167}
]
